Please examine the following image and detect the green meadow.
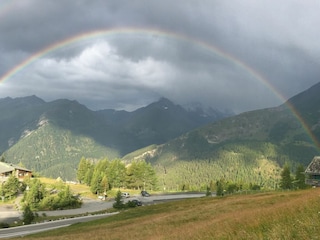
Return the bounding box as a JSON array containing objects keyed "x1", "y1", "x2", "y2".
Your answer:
[{"x1": 13, "y1": 188, "x2": 320, "y2": 240}]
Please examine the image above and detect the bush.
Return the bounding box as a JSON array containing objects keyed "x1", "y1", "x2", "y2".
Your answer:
[
  {"x1": 22, "y1": 205, "x2": 34, "y2": 225},
  {"x1": 23, "y1": 181, "x2": 82, "y2": 211},
  {"x1": 250, "y1": 184, "x2": 261, "y2": 191},
  {"x1": 127, "y1": 200, "x2": 137, "y2": 208},
  {"x1": 206, "y1": 186, "x2": 211, "y2": 197},
  {"x1": 216, "y1": 180, "x2": 224, "y2": 196},
  {"x1": 0, "y1": 222, "x2": 10, "y2": 228}
]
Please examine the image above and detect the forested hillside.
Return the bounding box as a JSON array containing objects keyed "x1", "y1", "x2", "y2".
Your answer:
[
  {"x1": 2, "y1": 83, "x2": 320, "y2": 187},
  {"x1": 125, "y1": 83, "x2": 320, "y2": 191},
  {"x1": 1, "y1": 96, "x2": 228, "y2": 179},
  {"x1": 4, "y1": 123, "x2": 118, "y2": 180}
]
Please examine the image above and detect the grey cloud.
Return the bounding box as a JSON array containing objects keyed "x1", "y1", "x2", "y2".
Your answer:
[{"x1": 0, "y1": 0, "x2": 320, "y2": 113}]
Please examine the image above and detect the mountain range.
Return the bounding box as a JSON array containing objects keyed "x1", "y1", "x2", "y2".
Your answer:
[
  {"x1": 124, "y1": 82, "x2": 320, "y2": 190},
  {"x1": 1, "y1": 82, "x2": 320, "y2": 188},
  {"x1": 0, "y1": 96, "x2": 229, "y2": 179}
]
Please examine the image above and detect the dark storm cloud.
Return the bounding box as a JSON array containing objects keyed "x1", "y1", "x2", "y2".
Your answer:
[{"x1": 0, "y1": 0, "x2": 319, "y2": 113}]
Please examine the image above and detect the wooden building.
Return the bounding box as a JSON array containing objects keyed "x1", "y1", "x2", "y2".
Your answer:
[
  {"x1": 305, "y1": 156, "x2": 320, "y2": 186},
  {"x1": 0, "y1": 162, "x2": 32, "y2": 182}
]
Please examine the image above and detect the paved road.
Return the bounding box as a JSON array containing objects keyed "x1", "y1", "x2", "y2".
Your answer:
[
  {"x1": 0, "y1": 193, "x2": 206, "y2": 238},
  {"x1": 0, "y1": 193, "x2": 207, "y2": 222},
  {"x1": 0, "y1": 204, "x2": 21, "y2": 225},
  {"x1": 38, "y1": 197, "x2": 114, "y2": 217},
  {"x1": 0, "y1": 198, "x2": 113, "y2": 223},
  {"x1": 0, "y1": 213, "x2": 118, "y2": 239},
  {"x1": 0, "y1": 193, "x2": 207, "y2": 221},
  {"x1": 37, "y1": 193, "x2": 207, "y2": 216}
]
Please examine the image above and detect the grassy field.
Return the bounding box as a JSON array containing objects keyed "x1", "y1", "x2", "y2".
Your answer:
[
  {"x1": 11, "y1": 188, "x2": 320, "y2": 240},
  {"x1": 38, "y1": 177, "x2": 146, "y2": 199}
]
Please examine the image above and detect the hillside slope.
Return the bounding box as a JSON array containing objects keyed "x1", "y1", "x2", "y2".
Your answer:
[
  {"x1": 0, "y1": 95, "x2": 46, "y2": 152},
  {"x1": 1, "y1": 96, "x2": 228, "y2": 179},
  {"x1": 5, "y1": 123, "x2": 118, "y2": 180},
  {"x1": 16, "y1": 189, "x2": 320, "y2": 240},
  {"x1": 125, "y1": 82, "x2": 320, "y2": 190}
]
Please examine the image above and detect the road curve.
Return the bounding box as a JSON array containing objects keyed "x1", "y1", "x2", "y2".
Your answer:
[
  {"x1": 0, "y1": 193, "x2": 207, "y2": 238},
  {"x1": 0, "y1": 212, "x2": 118, "y2": 239}
]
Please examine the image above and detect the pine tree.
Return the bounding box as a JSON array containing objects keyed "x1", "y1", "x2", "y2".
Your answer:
[
  {"x1": 294, "y1": 164, "x2": 307, "y2": 189},
  {"x1": 107, "y1": 159, "x2": 126, "y2": 189},
  {"x1": 126, "y1": 160, "x2": 157, "y2": 190},
  {"x1": 90, "y1": 170, "x2": 103, "y2": 194},
  {"x1": 22, "y1": 205, "x2": 34, "y2": 225},
  {"x1": 126, "y1": 163, "x2": 136, "y2": 189},
  {"x1": 280, "y1": 164, "x2": 293, "y2": 190},
  {"x1": 141, "y1": 161, "x2": 157, "y2": 190},
  {"x1": 100, "y1": 175, "x2": 109, "y2": 195},
  {"x1": 83, "y1": 163, "x2": 94, "y2": 185},
  {"x1": 112, "y1": 190, "x2": 124, "y2": 209},
  {"x1": 77, "y1": 157, "x2": 88, "y2": 183}
]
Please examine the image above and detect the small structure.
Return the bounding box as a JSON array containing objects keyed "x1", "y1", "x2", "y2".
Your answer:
[
  {"x1": 0, "y1": 162, "x2": 32, "y2": 182},
  {"x1": 305, "y1": 156, "x2": 320, "y2": 187}
]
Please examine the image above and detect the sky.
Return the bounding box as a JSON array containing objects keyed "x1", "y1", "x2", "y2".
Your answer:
[{"x1": 0, "y1": 1, "x2": 319, "y2": 113}]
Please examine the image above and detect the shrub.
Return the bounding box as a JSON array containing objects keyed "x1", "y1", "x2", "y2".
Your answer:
[
  {"x1": 127, "y1": 200, "x2": 137, "y2": 208},
  {"x1": 216, "y1": 180, "x2": 224, "y2": 196},
  {"x1": 0, "y1": 222, "x2": 10, "y2": 228},
  {"x1": 206, "y1": 186, "x2": 211, "y2": 196},
  {"x1": 22, "y1": 205, "x2": 34, "y2": 225}
]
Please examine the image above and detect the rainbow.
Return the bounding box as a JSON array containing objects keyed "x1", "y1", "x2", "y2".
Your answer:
[
  {"x1": 0, "y1": 27, "x2": 319, "y2": 149},
  {"x1": 0, "y1": 27, "x2": 278, "y2": 94}
]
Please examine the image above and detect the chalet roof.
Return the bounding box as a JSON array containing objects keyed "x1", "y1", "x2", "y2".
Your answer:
[
  {"x1": 305, "y1": 156, "x2": 320, "y2": 175},
  {"x1": 0, "y1": 162, "x2": 32, "y2": 174},
  {"x1": 0, "y1": 162, "x2": 14, "y2": 173}
]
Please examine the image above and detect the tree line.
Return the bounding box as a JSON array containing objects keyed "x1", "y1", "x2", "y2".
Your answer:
[
  {"x1": 279, "y1": 164, "x2": 307, "y2": 190},
  {"x1": 76, "y1": 157, "x2": 157, "y2": 195},
  {"x1": 214, "y1": 163, "x2": 308, "y2": 196}
]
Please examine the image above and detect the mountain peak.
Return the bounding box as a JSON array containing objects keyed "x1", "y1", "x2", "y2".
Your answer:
[
  {"x1": 0, "y1": 95, "x2": 45, "y2": 109},
  {"x1": 287, "y1": 82, "x2": 320, "y2": 105},
  {"x1": 158, "y1": 97, "x2": 174, "y2": 105},
  {"x1": 153, "y1": 97, "x2": 175, "y2": 108},
  {"x1": 285, "y1": 81, "x2": 320, "y2": 120},
  {"x1": 142, "y1": 97, "x2": 177, "y2": 112}
]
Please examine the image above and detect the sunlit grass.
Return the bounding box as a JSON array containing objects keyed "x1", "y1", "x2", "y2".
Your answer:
[
  {"x1": 38, "y1": 177, "x2": 145, "y2": 199},
  {"x1": 10, "y1": 188, "x2": 320, "y2": 240}
]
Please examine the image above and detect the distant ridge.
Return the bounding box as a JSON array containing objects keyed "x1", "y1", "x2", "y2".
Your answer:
[
  {"x1": 124, "y1": 81, "x2": 320, "y2": 190},
  {"x1": 0, "y1": 96, "x2": 229, "y2": 179},
  {"x1": 3, "y1": 81, "x2": 319, "y2": 183}
]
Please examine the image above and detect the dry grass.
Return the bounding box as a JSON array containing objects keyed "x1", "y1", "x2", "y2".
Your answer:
[
  {"x1": 38, "y1": 177, "x2": 143, "y2": 198},
  {"x1": 12, "y1": 188, "x2": 320, "y2": 240},
  {"x1": 38, "y1": 177, "x2": 96, "y2": 198}
]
